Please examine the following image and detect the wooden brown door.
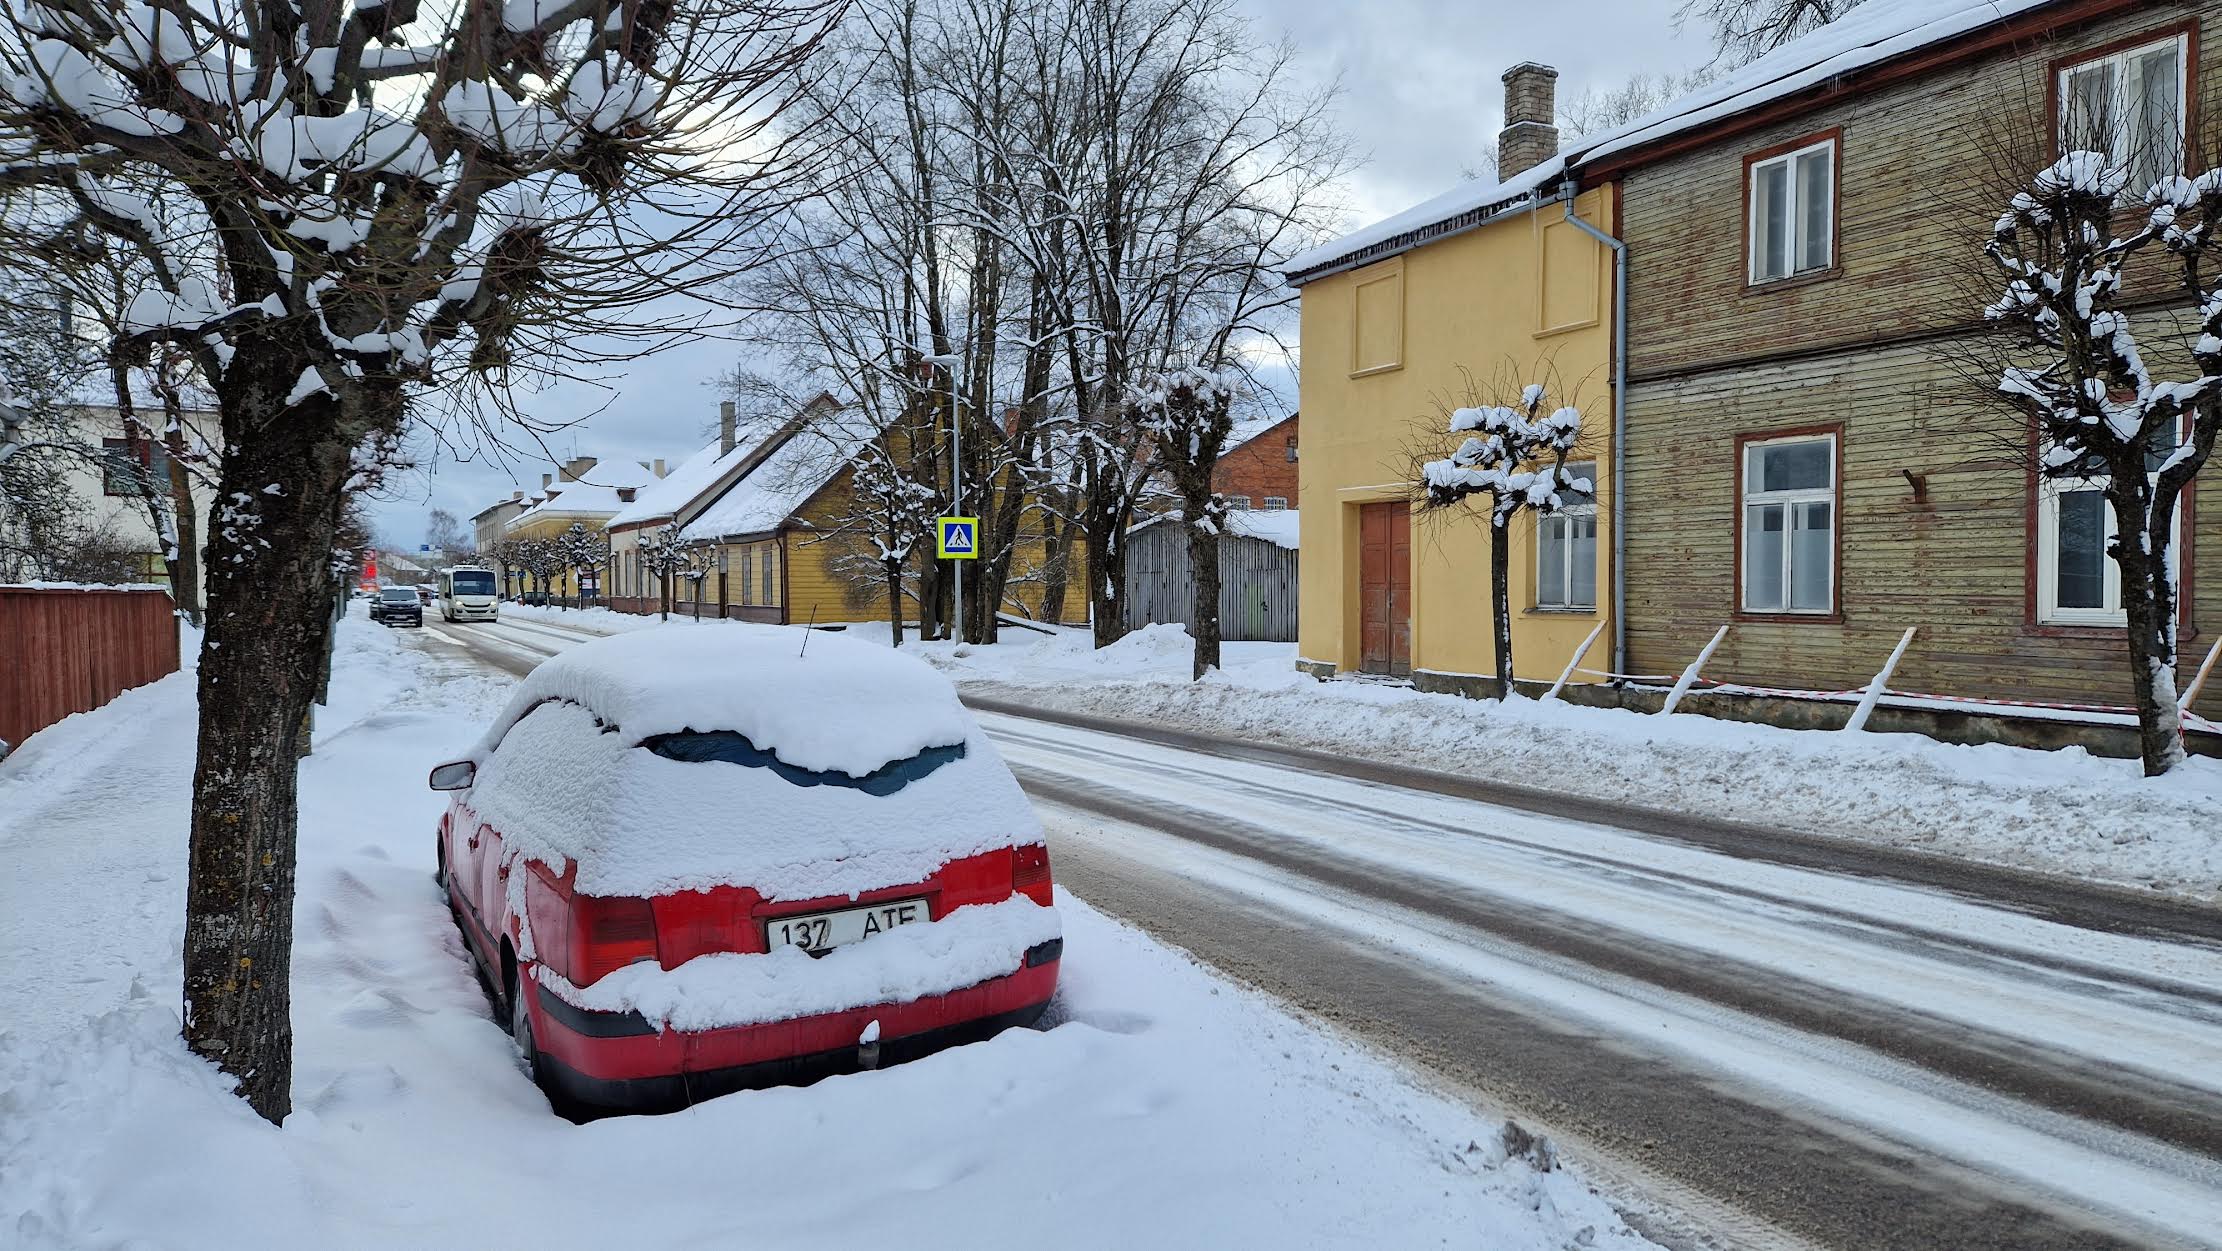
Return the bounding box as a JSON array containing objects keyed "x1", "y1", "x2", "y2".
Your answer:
[{"x1": 1359, "y1": 502, "x2": 1411, "y2": 676}]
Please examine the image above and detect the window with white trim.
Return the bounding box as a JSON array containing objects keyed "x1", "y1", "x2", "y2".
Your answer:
[
  {"x1": 2036, "y1": 437, "x2": 2180, "y2": 625},
  {"x1": 1535, "y1": 461, "x2": 1597, "y2": 610},
  {"x1": 1262, "y1": 496, "x2": 1289, "y2": 510},
  {"x1": 2059, "y1": 33, "x2": 2187, "y2": 192},
  {"x1": 1741, "y1": 435, "x2": 1836, "y2": 614},
  {"x1": 1225, "y1": 494, "x2": 1251, "y2": 509},
  {"x1": 1748, "y1": 138, "x2": 1834, "y2": 284}
]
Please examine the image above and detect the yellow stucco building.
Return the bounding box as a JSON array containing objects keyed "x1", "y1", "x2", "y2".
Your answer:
[{"x1": 1288, "y1": 63, "x2": 1618, "y2": 694}]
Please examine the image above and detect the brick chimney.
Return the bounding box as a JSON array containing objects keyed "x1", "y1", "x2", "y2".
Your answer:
[
  {"x1": 1497, "y1": 62, "x2": 1560, "y2": 179},
  {"x1": 720, "y1": 400, "x2": 737, "y2": 456},
  {"x1": 541, "y1": 473, "x2": 553, "y2": 491},
  {"x1": 653, "y1": 458, "x2": 666, "y2": 477}
]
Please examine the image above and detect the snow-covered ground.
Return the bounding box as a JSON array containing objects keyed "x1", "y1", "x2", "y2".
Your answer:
[{"x1": 0, "y1": 610, "x2": 1649, "y2": 1250}]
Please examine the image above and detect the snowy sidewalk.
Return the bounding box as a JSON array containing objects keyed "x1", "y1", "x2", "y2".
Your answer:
[{"x1": 0, "y1": 613, "x2": 1650, "y2": 1251}]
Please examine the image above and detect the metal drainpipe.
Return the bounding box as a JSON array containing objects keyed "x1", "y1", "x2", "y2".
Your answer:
[{"x1": 1559, "y1": 189, "x2": 1630, "y2": 680}]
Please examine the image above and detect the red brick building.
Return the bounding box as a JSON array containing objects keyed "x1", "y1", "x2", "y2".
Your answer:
[{"x1": 1213, "y1": 414, "x2": 1298, "y2": 510}]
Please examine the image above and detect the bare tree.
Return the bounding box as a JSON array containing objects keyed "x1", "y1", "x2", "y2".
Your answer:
[
  {"x1": 1415, "y1": 377, "x2": 1588, "y2": 699},
  {"x1": 427, "y1": 508, "x2": 469, "y2": 554},
  {"x1": 739, "y1": 0, "x2": 1346, "y2": 648},
  {"x1": 1675, "y1": 0, "x2": 1864, "y2": 66},
  {"x1": 1976, "y1": 153, "x2": 2222, "y2": 776},
  {"x1": 0, "y1": 0, "x2": 837, "y2": 1119}
]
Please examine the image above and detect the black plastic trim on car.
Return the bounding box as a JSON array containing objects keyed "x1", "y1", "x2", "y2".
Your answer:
[
  {"x1": 535, "y1": 983, "x2": 659, "y2": 1038},
  {"x1": 1024, "y1": 938, "x2": 1063, "y2": 968},
  {"x1": 640, "y1": 730, "x2": 967, "y2": 797}
]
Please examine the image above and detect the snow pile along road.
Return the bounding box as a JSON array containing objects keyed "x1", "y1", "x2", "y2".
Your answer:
[
  {"x1": 915, "y1": 628, "x2": 2222, "y2": 902},
  {"x1": 0, "y1": 611, "x2": 1653, "y2": 1251}
]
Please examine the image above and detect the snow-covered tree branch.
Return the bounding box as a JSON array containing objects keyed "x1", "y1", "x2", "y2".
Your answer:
[
  {"x1": 1416, "y1": 378, "x2": 1588, "y2": 699},
  {"x1": 1981, "y1": 151, "x2": 2222, "y2": 776},
  {"x1": 0, "y1": 0, "x2": 837, "y2": 1121}
]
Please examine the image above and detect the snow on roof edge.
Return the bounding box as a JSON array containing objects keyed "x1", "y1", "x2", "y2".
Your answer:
[{"x1": 1285, "y1": 0, "x2": 2055, "y2": 282}]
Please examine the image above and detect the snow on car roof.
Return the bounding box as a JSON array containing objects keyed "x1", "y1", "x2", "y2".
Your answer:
[
  {"x1": 474, "y1": 625, "x2": 972, "y2": 776},
  {"x1": 464, "y1": 628, "x2": 1038, "y2": 901}
]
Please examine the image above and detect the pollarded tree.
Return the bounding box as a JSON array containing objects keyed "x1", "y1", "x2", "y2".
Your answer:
[
  {"x1": 1982, "y1": 152, "x2": 2222, "y2": 776},
  {"x1": 0, "y1": 0, "x2": 836, "y2": 1120},
  {"x1": 556, "y1": 520, "x2": 607, "y2": 607},
  {"x1": 1416, "y1": 380, "x2": 1587, "y2": 699}
]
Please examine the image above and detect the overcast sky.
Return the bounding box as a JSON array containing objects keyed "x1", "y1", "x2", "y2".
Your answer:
[{"x1": 375, "y1": 0, "x2": 1704, "y2": 549}]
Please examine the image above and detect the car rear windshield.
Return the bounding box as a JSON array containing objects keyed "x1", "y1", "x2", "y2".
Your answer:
[
  {"x1": 641, "y1": 731, "x2": 966, "y2": 796},
  {"x1": 382, "y1": 589, "x2": 418, "y2": 602},
  {"x1": 452, "y1": 572, "x2": 495, "y2": 595}
]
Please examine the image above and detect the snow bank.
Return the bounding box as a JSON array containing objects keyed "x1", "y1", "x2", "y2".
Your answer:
[
  {"x1": 473, "y1": 623, "x2": 974, "y2": 776},
  {"x1": 543, "y1": 896, "x2": 1061, "y2": 1031},
  {"x1": 954, "y1": 658, "x2": 2222, "y2": 902}
]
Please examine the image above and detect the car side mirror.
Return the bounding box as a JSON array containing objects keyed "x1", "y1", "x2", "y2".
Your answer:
[{"x1": 428, "y1": 760, "x2": 476, "y2": 791}]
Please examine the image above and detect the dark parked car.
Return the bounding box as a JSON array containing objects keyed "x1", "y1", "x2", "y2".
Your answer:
[{"x1": 371, "y1": 587, "x2": 424, "y2": 627}]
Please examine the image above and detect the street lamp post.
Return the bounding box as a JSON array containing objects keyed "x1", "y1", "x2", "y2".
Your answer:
[{"x1": 923, "y1": 351, "x2": 964, "y2": 642}]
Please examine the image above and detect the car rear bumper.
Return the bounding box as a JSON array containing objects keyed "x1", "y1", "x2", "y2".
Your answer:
[{"x1": 530, "y1": 943, "x2": 1062, "y2": 1112}]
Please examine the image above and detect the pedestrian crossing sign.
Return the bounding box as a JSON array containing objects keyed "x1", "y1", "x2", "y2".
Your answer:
[{"x1": 937, "y1": 516, "x2": 979, "y2": 560}]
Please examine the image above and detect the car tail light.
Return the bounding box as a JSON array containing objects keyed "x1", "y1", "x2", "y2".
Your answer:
[
  {"x1": 570, "y1": 894, "x2": 658, "y2": 985},
  {"x1": 1012, "y1": 843, "x2": 1053, "y2": 906}
]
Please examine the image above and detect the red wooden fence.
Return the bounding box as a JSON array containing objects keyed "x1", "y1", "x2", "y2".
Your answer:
[{"x1": 0, "y1": 587, "x2": 180, "y2": 752}]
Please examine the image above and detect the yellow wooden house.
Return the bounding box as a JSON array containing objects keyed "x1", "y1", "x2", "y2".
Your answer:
[{"x1": 1286, "y1": 62, "x2": 1619, "y2": 695}]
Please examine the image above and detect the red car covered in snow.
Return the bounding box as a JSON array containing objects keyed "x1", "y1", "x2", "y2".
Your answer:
[{"x1": 429, "y1": 627, "x2": 1062, "y2": 1115}]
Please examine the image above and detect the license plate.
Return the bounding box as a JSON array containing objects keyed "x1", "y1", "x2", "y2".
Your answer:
[{"x1": 765, "y1": 898, "x2": 929, "y2": 955}]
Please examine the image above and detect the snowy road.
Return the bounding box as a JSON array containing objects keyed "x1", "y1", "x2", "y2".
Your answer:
[{"x1": 417, "y1": 614, "x2": 2222, "y2": 1251}]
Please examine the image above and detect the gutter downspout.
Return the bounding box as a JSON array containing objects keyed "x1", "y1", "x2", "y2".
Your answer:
[{"x1": 1559, "y1": 188, "x2": 1630, "y2": 681}]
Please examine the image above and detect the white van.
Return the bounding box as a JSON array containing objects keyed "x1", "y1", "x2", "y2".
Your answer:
[{"x1": 440, "y1": 566, "x2": 500, "y2": 622}]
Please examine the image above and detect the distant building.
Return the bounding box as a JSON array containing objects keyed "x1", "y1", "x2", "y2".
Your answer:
[{"x1": 1211, "y1": 414, "x2": 1298, "y2": 511}]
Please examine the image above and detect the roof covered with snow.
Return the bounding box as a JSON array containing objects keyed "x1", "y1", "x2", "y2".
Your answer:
[
  {"x1": 1285, "y1": 0, "x2": 2053, "y2": 281},
  {"x1": 1573, "y1": 0, "x2": 2049, "y2": 166},
  {"x1": 463, "y1": 626, "x2": 1039, "y2": 899},
  {"x1": 607, "y1": 417, "x2": 788, "y2": 529},
  {"x1": 1133, "y1": 507, "x2": 1299, "y2": 550},
  {"x1": 504, "y1": 462, "x2": 659, "y2": 529},
  {"x1": 679, "y1": 422, "x2": 868, "y2": 542},
  {"x1": 1284, "y1": 156, "x2": 1568, "y2": 279},
  {"x1": 1227, "y1": 412, "x2": 1295, "y2": 452}
]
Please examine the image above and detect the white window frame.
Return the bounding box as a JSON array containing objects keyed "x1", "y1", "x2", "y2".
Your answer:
[
  {"x1": 2057, "y1": 33, "x2": 2189, "y2": 191},
  {"x1": 1261, "y1": 496, "x2": 1289, "y2": 511},
  {"x1": 1535, "y1": 461, "x2": 1598, "y2": 611},
  {"x1": 2035, "y1": 444, "x2": 2184, "y2": 627},
  {"x1": 1747, "y1": 138, "x2": 1835, "y2": 285},
  {"x1": 1225, "y1": 494, "x2": 1251, "y2": 509},
  {"x1": 1740, "y1": 434, "x2": 1837, "y2": 616}
]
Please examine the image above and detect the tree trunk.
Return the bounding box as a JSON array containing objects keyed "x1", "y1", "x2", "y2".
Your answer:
[
  {"x1": 1186, "y1": 519, "x2": 1222, "y2": 680},
  {"x1": 2111, "y1": 479, "x2": 2186, "y2": 775},
  {"x1": 1088, "y1": 519, "x2": 1128, "y2": 648},
  {"x1": 160, "y1": 387, "x2": 204, "y2": 626},
  {"x1": 1040, "y1": 512, "x2": 1073, "y2": 625},
  {"x1": 182, "y1": 380, "x2": 360, "y2": 1126},
  {"x1": 886, "y1": 557, "x2": 905, "y2": 646},
  {"x1": 1490, "y1": 521, "x2": 1514, "y2": 699}
]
